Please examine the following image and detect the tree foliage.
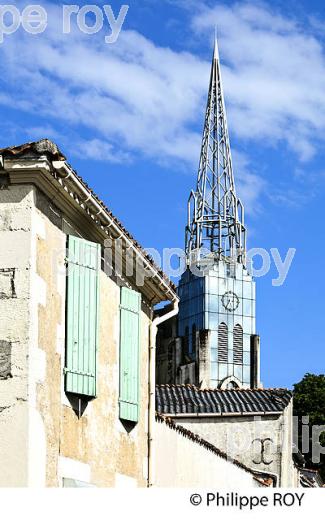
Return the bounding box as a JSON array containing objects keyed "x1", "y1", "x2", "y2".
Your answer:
[{"x1": 293, "y1": 373, "x2": 325, "y2": 481}]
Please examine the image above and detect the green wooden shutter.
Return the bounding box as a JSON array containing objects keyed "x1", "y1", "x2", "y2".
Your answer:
[
  {"x1": 119, "y1": 287, "x2": 141, "y2": 422},
  {"x1": 65, "y1": 235, "x2": 100, "y2": 397}
]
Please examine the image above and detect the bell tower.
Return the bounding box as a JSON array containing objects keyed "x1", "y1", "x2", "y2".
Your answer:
[{"x1": 178, "y1": 40, "x2": 259, "y2": 389}]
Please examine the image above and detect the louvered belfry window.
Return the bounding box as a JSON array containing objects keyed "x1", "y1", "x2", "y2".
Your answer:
[
  {"x1": 65, "y1": 235, "x2": 101, "y2": 397},
  {"x1": 218, "y1": 322, "x2": 228, "y2": 362},
  {"x1": 119, "y1": 287, "x2": 141, "y2": 422},
  {"x1": 233, "y1": 324, "x2": 243, "y2": 364}
]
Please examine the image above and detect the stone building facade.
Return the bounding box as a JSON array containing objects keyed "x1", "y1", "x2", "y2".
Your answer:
[
  {"x1": 0, "y1": 138, "x2": 270, "y2": 489},
  {"x1": 0, "y1": 139, "x2": 178, "y2": 487}
]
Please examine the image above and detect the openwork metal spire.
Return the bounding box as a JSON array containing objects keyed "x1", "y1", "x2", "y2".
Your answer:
[{"x1": 185, "y1": 40, "x2": 246, "y2": 266}]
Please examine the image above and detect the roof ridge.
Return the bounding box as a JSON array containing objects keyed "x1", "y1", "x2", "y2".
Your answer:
[{"x1": 156, "y1": 384, "x2": 291, "y2": 393}]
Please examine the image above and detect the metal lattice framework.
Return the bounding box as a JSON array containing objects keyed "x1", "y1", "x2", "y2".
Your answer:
[{"x1": 185, "y1": 41, "x2": 246, "y2": 266}]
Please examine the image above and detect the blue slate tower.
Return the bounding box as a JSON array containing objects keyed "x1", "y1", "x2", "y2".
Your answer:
[{"x1": 178, "y1": 41, "x2": 258, "y2": 389}]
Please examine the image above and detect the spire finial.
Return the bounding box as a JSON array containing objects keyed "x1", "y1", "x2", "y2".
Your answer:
[{"x1": 213, "y1": 26, "x2": 219, "y2": 60}]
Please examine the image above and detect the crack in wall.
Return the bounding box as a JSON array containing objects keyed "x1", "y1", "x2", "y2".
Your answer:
[{"x1": 0, "y1": 406, "x2": 11, "y2": 414}]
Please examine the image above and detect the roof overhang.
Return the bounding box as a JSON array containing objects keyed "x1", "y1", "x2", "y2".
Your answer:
[{"x1": 0, "y1": 151, "x2": 178, "y2": 305}]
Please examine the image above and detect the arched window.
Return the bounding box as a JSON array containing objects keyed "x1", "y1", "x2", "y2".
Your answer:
[
  {"x1": 191, "y1": 324, "x2": 196, "y2": 355},
  {"x1": 219, "y1": 375, "x2": 242, "y2": 390},
  {"x1": 226, "y1": 380, "x2": 239, "y2": 389},
  {"x1": 218, "y1": 323, "x2": 228, "y2": 362},
  {"x1": 233, "y1": 324, "x2": 243, "y2": 364}
]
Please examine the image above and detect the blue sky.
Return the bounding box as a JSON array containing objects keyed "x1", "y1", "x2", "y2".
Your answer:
[{"x1": 0, "y1": 0, "x2": 325, "y2": 388}]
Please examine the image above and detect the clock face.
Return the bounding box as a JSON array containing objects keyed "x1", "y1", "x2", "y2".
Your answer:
[{"x1": 221, "y1": 291, "x2": 239, "y2": 312}]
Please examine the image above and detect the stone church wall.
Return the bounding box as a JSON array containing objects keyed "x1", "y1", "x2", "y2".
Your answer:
[
  {"x1": 154, "y1": 417, "x2": 261, "y2": 487},
  {"x1": 171, "y1": 402, "x2": 297, "y2": 486}
]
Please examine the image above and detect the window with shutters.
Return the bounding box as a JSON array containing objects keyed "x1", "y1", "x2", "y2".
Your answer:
[
  {"x1": 218, "y1": 322, "x2": 228, "y2": 362},
  {"x1": 65, "y1": 235, "x2": 101, "y2": 397},
  {"x1": 233, "y1": 324, "x2": 243, "y2": 364},
  {"x1": 119, "y1": 287, "x2": 141, "y2": 422}
]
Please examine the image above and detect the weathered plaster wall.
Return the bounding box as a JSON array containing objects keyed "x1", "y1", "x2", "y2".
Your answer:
[
  {"x1": 0, "y1": 182, "x2": 152, "y2": 487},
  {"x1": 172, "y1": 409, "x2": 296, "y2": 486},
  {"x1": 32, "y1": 187, "x2": 150, "y2": 487},
  {"x1": 34, "y1": 196, "x2": 64, "y2": 487},
  {"x1": 279, "y1": 401, "x2": 296, "y2": 487},
  {"x1": 0, "y1": 185, "x2": 33, "y2": 486},
  {"x1": 58, "y1": 269, "x2": 150, "y2": 487},
  {"x1": 154, "y1": 419, "x2": 259, "y2": 487}
]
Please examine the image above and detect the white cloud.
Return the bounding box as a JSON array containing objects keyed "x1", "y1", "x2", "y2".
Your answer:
[
  {"x1": 28, "y1": 125, "x2": 60, "y2": 140},
  {"x1": 232, "y1": 150, "x2": 266, "y2": 213},
  {"x1": 0, "y1": 0, "x2": 324, "y2": 212},
  {"x1": 192, "y1": 1, "x2": 325, "y2": 161},
  {"x1": 0, "y1": 1, "x2": 207, "y2": 166},
  {"x1": 73, "y1": 138, "x2": 131, "y2": 163}
]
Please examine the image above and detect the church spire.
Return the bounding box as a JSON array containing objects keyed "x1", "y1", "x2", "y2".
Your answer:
[{"x1": 185, "y1": 40, "x2": 246, "y2": 266}]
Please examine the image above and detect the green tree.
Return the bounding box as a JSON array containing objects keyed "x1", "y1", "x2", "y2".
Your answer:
[{"x1": 293, "y1": 373, "x2": 325, "y2": 481}]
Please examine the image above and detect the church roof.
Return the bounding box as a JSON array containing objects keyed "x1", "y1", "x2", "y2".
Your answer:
[{"x1": 156, "y1": 384, "x2": 292, "y2": 416}]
